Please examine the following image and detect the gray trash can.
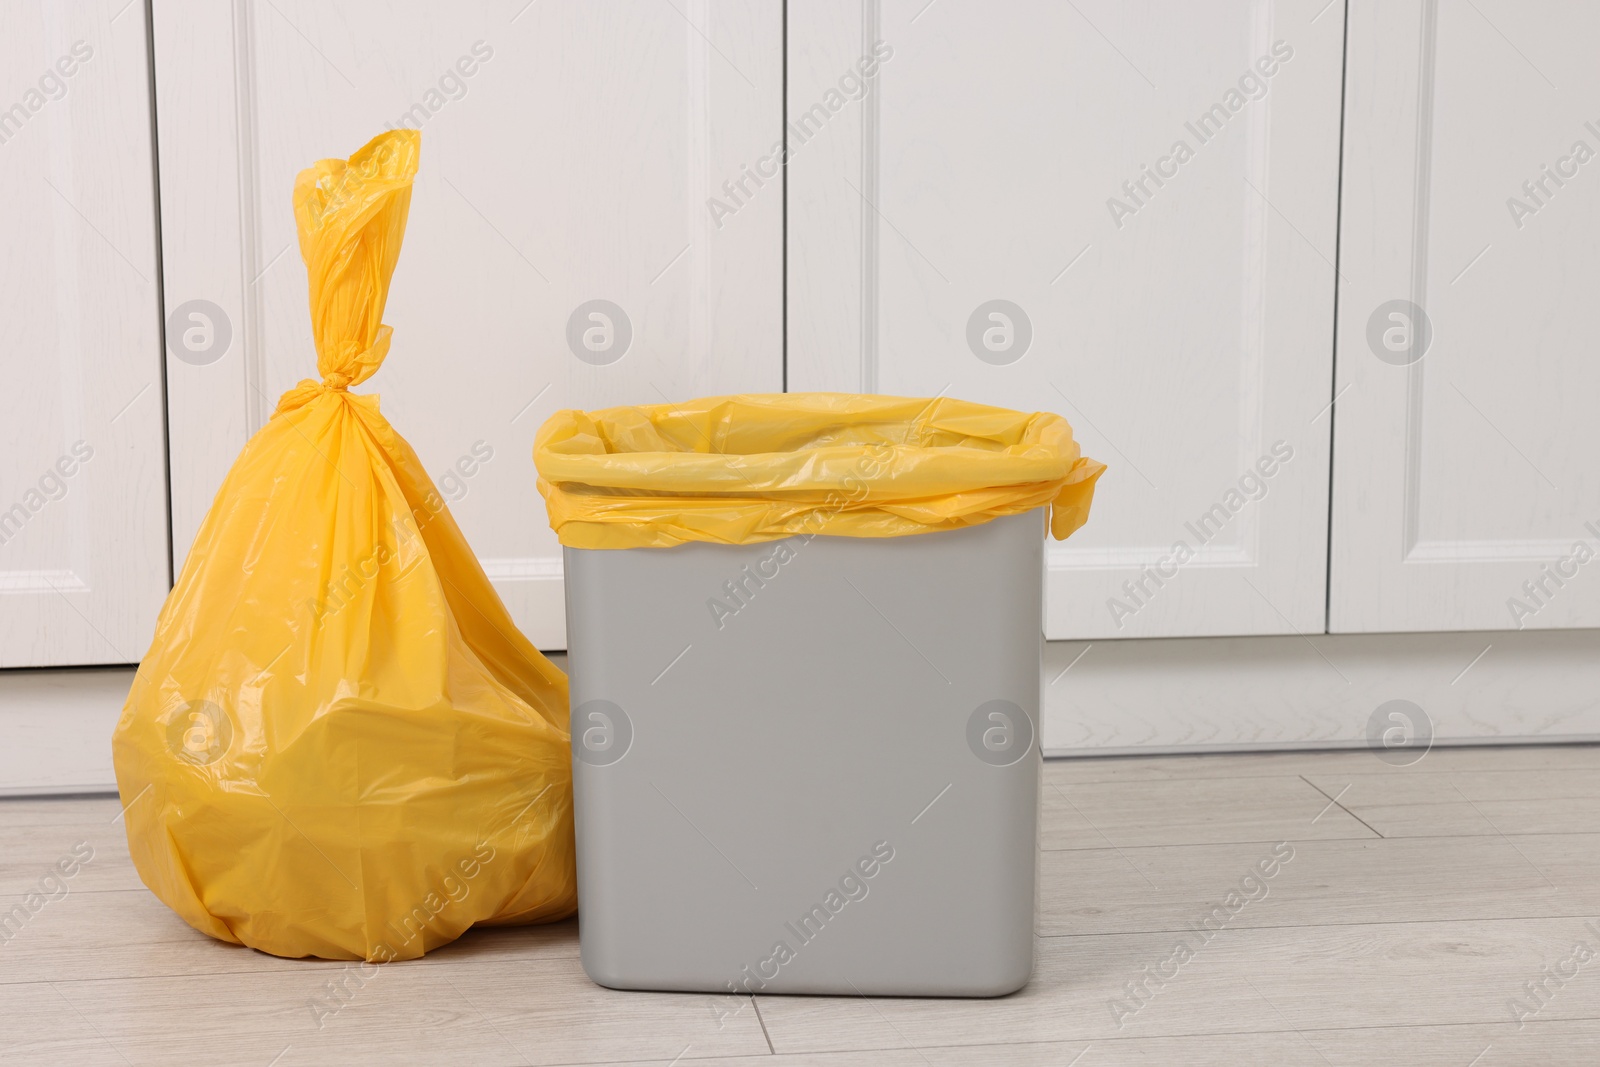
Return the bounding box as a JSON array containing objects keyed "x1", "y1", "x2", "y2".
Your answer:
[{"x1": 564, "y1": 507, "x2": 1044, "y2": 997}]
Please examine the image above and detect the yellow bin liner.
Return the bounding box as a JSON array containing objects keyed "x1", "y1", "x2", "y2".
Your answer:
[{"x1": 536, "y1": 393, "x2": 1106, "y2": 549}]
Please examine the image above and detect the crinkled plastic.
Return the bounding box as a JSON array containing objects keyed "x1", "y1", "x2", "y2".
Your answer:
[
  {"x1": 535, "y1": 393, "x2": 1105, "y2": 549},
  {"x1": 112, "y1": 130, "x2": 576, "y2": 962}
]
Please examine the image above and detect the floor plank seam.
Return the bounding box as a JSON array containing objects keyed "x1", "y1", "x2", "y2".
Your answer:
[
  {"x1": 1297, "y1": 774, "x2": 1386, "y2": 838},
  {"x1": 750, "y1": 994, "x2": 776, "y2": 1055},
  {"x1": 715, "y1": 1014, "x2": 1600, "y2": 1064},
  {"x1": 9, "y1": 922, "x2": 1597, "y2": 981},
  {"x1": 1039, "y1": 835, "x2": 1382, "y2": 852}
]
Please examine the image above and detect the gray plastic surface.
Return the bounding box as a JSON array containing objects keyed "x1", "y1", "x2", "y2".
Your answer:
[{"x1": 563, "y1": 509, "x2": 1044, "y2": 997}]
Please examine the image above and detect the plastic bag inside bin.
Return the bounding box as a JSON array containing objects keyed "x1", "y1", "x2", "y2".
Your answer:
[
  {"x1": 535, "y1": 393, "x2": 1106, "y2": 548},
  {"x1": 112, "y1": 130, "x2": 577, "y2": 962}
]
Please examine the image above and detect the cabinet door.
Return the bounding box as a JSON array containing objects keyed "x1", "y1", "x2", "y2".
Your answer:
[
  {"x1": 0, "y1": 3, "x2": 169, "y2": 667},
  {"x1": 787, "y1": 0, "x2": 1346, "y2": 640},
  {"x1": 1330, "y1": 0, "x2": 1600, "y2": 632},
  {"x1": 153, "y1": 0, "x2": 783, "y2": 649}
]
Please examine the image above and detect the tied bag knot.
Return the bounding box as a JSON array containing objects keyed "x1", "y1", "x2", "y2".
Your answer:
[
  {"x1": 283, "y1": 129, "x2": 415, "y2": 418},
  {"x1": 272, "y1": 328, "x2": 395, "y2": 416},
  {"x1": 271, "y1": 375, "x2": 354, "y2": 416}
]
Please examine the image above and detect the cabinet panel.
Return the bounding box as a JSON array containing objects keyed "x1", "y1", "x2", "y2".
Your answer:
[
  {"x1": 0, "y1": 3, "x2": 169, "y2": 667},
  {"x1": 1330, "y1": 0, "x2": 1600, "y2": 632},
  {"x1": 153, "y1": 0, "x2": 783, "y2": 649},
  {"x1": 788, "y1": 0, "x2": 1345, "y2": 639}
]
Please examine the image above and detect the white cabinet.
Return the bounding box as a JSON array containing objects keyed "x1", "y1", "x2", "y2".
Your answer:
[
  {"x1": 6, "y1": 0, "x2": 1598, "y2": 667},
  {"x1": 151, "y1": 0, "x2": 783, "y2": 649},
  {"x1": 12, "y1": 0, "x2": 1600, "y2": 778},
  {"x1": 0, "y1": 3, "x2": 169, "y2": 668},
  {"x1": 1330, "y1": 0, "x2": 1600, "y2": 633},
  {"x1": 787, "y1": 0, "x2": 1348, "y2": 641}
]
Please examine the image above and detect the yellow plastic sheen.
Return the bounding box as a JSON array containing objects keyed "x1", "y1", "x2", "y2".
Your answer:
[
  {"x1": 535, "y1": 393, "x2": 1106, "y2": 549},
  {"x1": 112, "y1": 130, "x2": 577, "y2": 962}
]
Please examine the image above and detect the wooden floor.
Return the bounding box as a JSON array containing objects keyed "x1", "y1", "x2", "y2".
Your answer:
[{"x1": 3, "y1": 745, "x2": 1599, "y2": 1066}]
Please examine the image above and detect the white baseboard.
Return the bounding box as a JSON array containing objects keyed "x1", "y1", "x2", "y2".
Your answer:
[
  {"x1": 0, "y1": 667, "x2": 132, "y2": 797},
  {"x1": 1041, "y1": 628, "x2": 1600, "y2": 756},
  {"x1": 6, "y1": 632, "x2": 1598, "y2": 796}
]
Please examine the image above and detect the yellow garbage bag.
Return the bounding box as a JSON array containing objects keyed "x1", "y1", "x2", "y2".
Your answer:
[
  {"x1": 112, "y1": 130, "x2": 576, "y2": 962},
  {"x1": 535, "y1": 393, "x2": 1106, "y2": 549}
]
